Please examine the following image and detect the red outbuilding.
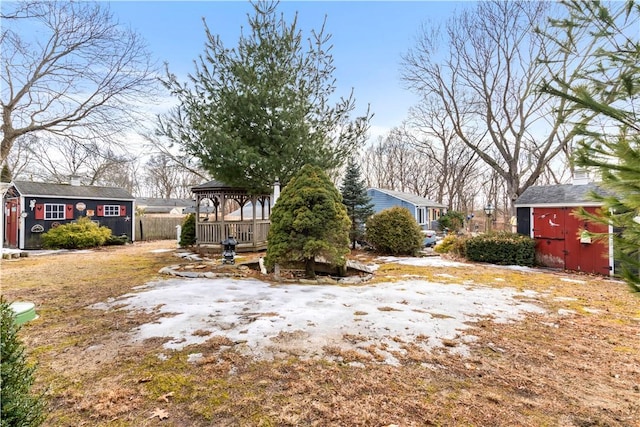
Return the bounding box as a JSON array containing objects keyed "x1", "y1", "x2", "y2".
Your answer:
[{"x1": 515, "y1": 181, "x2": 614, "y2": 276}]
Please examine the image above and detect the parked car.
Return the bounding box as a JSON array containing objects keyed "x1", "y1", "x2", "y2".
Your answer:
[{"x1": 422, "y1": 229, "x2": 437, "y2": 248}]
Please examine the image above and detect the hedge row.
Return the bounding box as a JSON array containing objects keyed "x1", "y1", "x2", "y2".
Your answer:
[{"x1": 437, "y1": 232, "x2": 535, "y2": 267}]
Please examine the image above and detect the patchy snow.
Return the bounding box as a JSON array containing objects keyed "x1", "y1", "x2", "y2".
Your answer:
[
  {"x1": 376, "y1": 256, "x2": 470, "y2": 268},
  {"x1": 92, "y1": 274, "x2": 544, "y2": 364},
  {"x1": 560, "y1": 278, "x2": 587, "y2": 284}
]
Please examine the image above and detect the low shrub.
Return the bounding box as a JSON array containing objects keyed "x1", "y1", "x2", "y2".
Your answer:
[
  {"x1": 179, "y1": 213, "x2": 196, "y2": 247},
  {"x1": 465, "y1": 232, "x2": 535, "y2": 266},
  {"x1": 105, "y1": 234, "x2": 129, "y2": 246},
  {"x1": 434, "y1": 235, "x2": 458, "y2": 254},
  {"x1": 365, "y1": 207, "x2": 423, "y2": 256},
  {"x1": 40, "y1": 217, "x2": 112, "y2": 249}
]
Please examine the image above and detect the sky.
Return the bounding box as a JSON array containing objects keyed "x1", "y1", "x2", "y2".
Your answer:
[{"x1": 107, "y1": 1, "x2": 468, "y2": 144}]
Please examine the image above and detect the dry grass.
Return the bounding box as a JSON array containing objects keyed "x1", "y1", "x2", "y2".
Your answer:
[{"x1": 2, "y1": 243, "x2": 640, "y2": 426}]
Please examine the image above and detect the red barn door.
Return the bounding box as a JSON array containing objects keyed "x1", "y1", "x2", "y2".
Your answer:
[
  {"x1": 564, "y1": 207, "x2": 610, "y2": 274},
  {"x1": 5, "y1": 199, "x2": 19, "y2": 247},
  {"x1": 532, "y1": 206, "x2": 610, "y2": 275},
  {"x1": 532, "y1": 207, "x2": 567, "y2": 269}
]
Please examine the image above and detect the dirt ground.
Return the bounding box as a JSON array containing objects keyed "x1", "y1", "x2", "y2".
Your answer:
[{"x1": 1, "y1": 240, "x2": 639, "y2": 426}]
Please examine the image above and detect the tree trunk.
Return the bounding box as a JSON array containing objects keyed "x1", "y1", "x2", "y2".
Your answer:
[{"x1": 304, "y1": 257, "x2": 316, "y2": 279}]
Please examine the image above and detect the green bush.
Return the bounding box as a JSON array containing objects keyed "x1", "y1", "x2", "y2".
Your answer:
[
  {"x1": 465, "y1": 232, "x2": 535, "y2": 266},
  {"x1": 1, "y1": 298, "x2": 47, "y2": 427},
  {"x1": 40, "y1": 217, "x2": 112, "y2": 249},
  {"x1": 105, "y1": 234, "x2": 129, "y2": 246},
  {"x1": 438, "y1": 211, "x2": 465, "y2": 233},
  {"x1": 365, "y1": 207, "x2": 423, "y2": 256},
  {"x1": 434, "y1": 235, "x2": 458, "y2": 254},
  {"x1": 179, "y1": 213, "x2": 196, "y2": 247}
]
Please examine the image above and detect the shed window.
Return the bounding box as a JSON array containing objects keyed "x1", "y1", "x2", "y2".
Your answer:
[
  {"x1": 44, "y1": 204, "x2": 65, "y2": 220},
  {"x1": 103, "y1": 205, "x2": 121, "y2": 217}
]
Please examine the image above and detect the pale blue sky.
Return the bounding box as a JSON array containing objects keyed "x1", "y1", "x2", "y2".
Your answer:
[{"x1": 107, "y1": 1, "x2": 467, "y2": 142}]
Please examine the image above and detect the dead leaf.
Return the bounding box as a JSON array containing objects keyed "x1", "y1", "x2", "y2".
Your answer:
[
  {"x1": 157, "y1": 392, "x2": 174, "y2": 403},
  {"x1": 149, "y1": 408, "x2": 169, "y2": 420},
  {"x1": 137, "y1": 376, "x2": 153, "y2": 383}
]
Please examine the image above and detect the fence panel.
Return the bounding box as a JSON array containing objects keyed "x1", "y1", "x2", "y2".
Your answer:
[{"x1": 136, "y1": 216, "x2": 184, "y2": 241}]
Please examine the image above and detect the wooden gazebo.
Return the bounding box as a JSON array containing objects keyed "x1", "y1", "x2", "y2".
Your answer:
[{"x1": 191, "y1": 180, "x2": 273, "y2": 252}]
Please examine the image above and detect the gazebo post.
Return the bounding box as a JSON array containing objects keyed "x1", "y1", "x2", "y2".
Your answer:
[{"x1": 252, "y1": 195, "x2": 258, "y2": 248}]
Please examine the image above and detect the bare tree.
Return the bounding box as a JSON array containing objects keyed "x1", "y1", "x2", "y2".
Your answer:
[
  {"x1": 15, "y1": 136, "x2": 134, "y2": 185},
  {"x1": 1, "y1": 1, "x2": 159, "y2": 164},
  {"x1": 143, "y1": 153, "x2": 204, "y2": 199},
  {"x1": 406, "y1": 100, "x2": 481, "y2": 211},
  {"x1": 401, "y1": 1, "x2": 578, "y2": 215}
]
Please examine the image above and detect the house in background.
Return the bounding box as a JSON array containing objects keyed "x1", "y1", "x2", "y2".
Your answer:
[
  {"x1": 135, "y1": 197, "x2": 193, "y2": 216},
  {"x1": 367, "y1": 188, "x2": 446, "y2": 230},
  {"x1": 514, "y1": 179, "x2": 614, "y2": 276},
  {"x1": 3, "y1": 180, "x2": 135, "y2": 249}
]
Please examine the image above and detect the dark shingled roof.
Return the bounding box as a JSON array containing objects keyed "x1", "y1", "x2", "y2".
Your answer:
[
  {"x1": 515, "y1": 183, "x2": 609, "y2": 206},
  {"x1": 12, "y1": 180, "x2": 134, "y2": 200},
  {"x1": 191, "y1": 180, "x2": 243, "y2": 191}
]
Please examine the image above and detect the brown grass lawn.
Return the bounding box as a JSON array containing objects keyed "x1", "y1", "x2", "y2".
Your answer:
[{"x1": 1, "y1": 241, "x2": 639, "y2": 426}]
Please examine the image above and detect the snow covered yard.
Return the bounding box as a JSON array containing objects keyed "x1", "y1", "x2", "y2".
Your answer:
[{"x1": 92, "y1": 256, "x2": 544, "y2": 364}]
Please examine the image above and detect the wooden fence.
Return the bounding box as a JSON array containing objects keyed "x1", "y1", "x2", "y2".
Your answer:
[{"x1": 135, "y1": 216, "x2": 184, "y2": 241}]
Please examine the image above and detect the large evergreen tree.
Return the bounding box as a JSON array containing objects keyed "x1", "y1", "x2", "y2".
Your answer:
[
  {"x1": 340, "y1": 157, "x2": 374, "y2": 249},
  {"x1": 541, "y1": 0, "x2": 639, "y2": 292},
  {"x1": 159, "y1": 1, "x2": 371, "y2": 194},
  {"x1": 265, "y1": 164, "x2": 351, "y2": 279},
  {"x1": 1, "y1": 299, "x2": 46, "y2": 426}
]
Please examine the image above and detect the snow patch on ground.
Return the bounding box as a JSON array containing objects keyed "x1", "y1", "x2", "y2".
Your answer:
[{"x1": 92, "y1": 275, "x2": 544, "y2": 363}]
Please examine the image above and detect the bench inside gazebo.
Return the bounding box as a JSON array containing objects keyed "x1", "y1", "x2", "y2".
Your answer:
[{"x1": 191, "y1": 180, "x2": 274, "y2": 252}]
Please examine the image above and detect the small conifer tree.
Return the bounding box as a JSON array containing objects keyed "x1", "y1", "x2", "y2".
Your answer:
[
  {"x1": 265, "y1": 164, "x2": 351, "y2": 278},
  {"x1": 179, "y1": 213, "x2": 196, "y2": 247},
  {"x1": 0, "y1": 164, "x2": 11, "y2": 182},
  {"x1": 0, "y1": 298, "x2": 46, "y2": 427},
  {"x1": 340, "y1": 157, "x2": 374, "y2": 249}
]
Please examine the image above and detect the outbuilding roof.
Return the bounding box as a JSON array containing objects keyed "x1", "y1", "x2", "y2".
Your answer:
[
  {"x1": 515, "y1": 183, "x2": 609, "y2": 207},
  {"x1": 10, "y1": 180, "x2": 134, "y2": 201},
  {"x1": 369, "y1": 188, "x2": 446, "y2": 208}
]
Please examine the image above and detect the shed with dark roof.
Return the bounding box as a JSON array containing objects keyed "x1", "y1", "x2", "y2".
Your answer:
[
  {"x1": 515, "y1": 182, "x2": 614, "y2": 276},
  {"x1": 3, "y1": 180, "x2": 135, "y2": 249}
]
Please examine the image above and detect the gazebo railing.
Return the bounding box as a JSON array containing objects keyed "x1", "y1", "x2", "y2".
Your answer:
[{"x1": 197, "y1": 220, "x2": 270, "y2": 247}]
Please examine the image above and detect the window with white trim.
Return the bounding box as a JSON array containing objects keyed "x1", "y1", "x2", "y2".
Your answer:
[
  {"x1": 417, "y1": 207, "x2": 427, "y2": 225},
  {"x1": 44, "y1": 204, "x2": 66, "y2": 220},
  {"x1": 103, "y1": 205, "x2": 121, "y2": 217}
]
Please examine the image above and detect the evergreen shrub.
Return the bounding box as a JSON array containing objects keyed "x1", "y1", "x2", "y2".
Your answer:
[
  {"x1": 105, "y1": 234, "x2": 129, "y2": 246},
  {"x1": 465, "y1": 232, "x2": 535, "y2": 266},
  {"x1": 41, "y1": 217, "x2": 112, "y2": 249},
  {"x1": 438, "y1": 211, "x2": 465, "y2": 233},
  {"x1": 179, "y1": 213, "x2": 196, "y2": 247},
  {"x1": 434, "y1": 235, "x2": 458, "y2": 254},
  {"x1": 0, "y1": 298, "x2": 47, "y2": 427},
  {"x1": 365, "y1": 207, "x2": 423, "y2": 256}
]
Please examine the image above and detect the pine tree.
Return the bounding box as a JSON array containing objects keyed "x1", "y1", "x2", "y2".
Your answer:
[
  {"x1": 0, "y1": 298, "x2": 46, "y2": 427},
  {"x1": 541, "y1": 0, "x2": 640, "y2": 292},
  {"x1": 159, "y1": 1, "x2": 371, "y2": 194},
  {"x1": 179, "y1": 213, "x2": 196, "y2": 247},
  {"x1": 340, "y1": 157, "x2": 374, "y2": 249},
  {"x1": 0, "y1": 163, "x2": 11, "y2": 182},
  {"x1": 265, "y1": 164, "x2": 351, "y2": 278}
]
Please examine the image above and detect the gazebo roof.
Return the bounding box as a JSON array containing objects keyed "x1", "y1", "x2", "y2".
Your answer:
[{"x1": 191, "y1": 180, "x2": 247, "y2": 193}]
